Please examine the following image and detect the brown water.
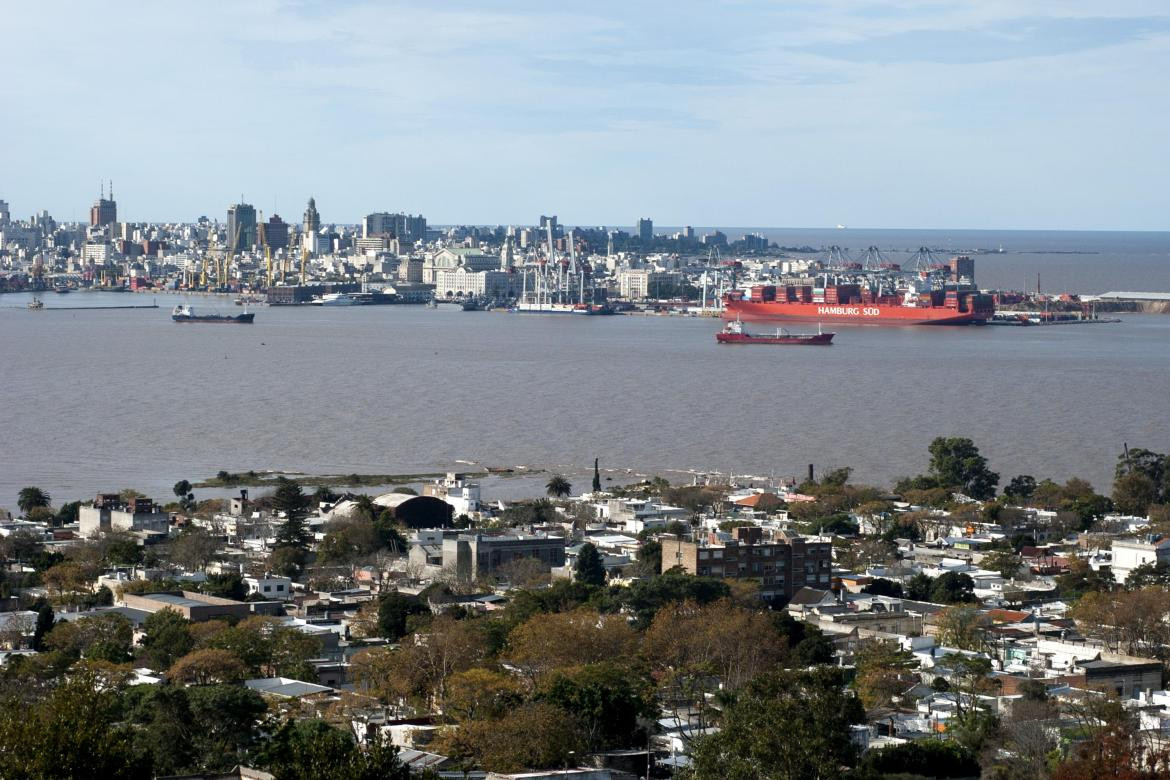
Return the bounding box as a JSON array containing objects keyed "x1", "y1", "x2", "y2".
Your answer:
[{"x1": 2, "y1": 284, "x2": 1168, "y2": 508}]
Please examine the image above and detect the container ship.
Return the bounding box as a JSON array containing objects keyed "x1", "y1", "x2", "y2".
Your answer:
[
  {"x1": 724, "y1": 255, "x2": 995, "y2": 326},
  {"x1": 172, "y1": 304, "x2": 254, "y2": 323}
]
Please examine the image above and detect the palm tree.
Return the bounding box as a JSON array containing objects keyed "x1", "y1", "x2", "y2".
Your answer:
[
  {"x1": 17, "y1": 487, "x2": 51, "y2": 516},
  {"x1": 546, "y1": 475, "x2": 572, "y2": 499}
]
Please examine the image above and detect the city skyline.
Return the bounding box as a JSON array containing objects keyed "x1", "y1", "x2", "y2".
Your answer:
[{"x1": 1, "y1": 1, "x2": 1168, "y2": 230}]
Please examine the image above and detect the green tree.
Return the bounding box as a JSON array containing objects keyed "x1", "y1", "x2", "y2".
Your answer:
[
  {"x1": 140, "y1": 608, "x2": 195, "y2": 670},
  {"x1": 54, "y1": 500, "x2": 81, "y2": 527},
  {"x1": 173, "y1": 480, "x2": 192, "y2": 498},
  {"x1": 1003, "y1": 474, "x2": 1037, "y2": 502},
  {"x1": 927, "y1": 437, "x2": 999, "y2": 500},
  {"x1": 982, "y1": 549, "x2": 1024, "y2": 579},
  {"x1": 185, "y1": 684, "x2": 268, "y2": 771},
  {"x1": 1115, "y1": 447, "x2": 1168, "y2": 501},
  {"x1": 592, "y1": 458, "x2": 602, "y2": 493},
  {"x1": 538, "y1": 662, "x2": 655, "y2": 751},
  {"x1": 259, "y1": 719, "x2": 409, "y2": 780},
  {"x1": 859, "y1": 739, "x2": 979, "y2": 778},
  {"x1": 0, "y1": 671, "x2": 149, "y2": 779},
  {"x1": 17, "y1": 486, "x2": 51, "y2": 516},
  {"x1": 31, "y1": 603, "x2": 54, "y2": 651},
  {"x1": 376, "y1": 591, "x2": 429, "y2": 641},
  {"x1": 574, "y1": 542, "x2": 606, "y2": 586},
  {"x1": 930, "y1": 571, "x2": 978, "y2": 604},
  {"x1": 1113, "y1": 470, "x2": 1159, "y2": 516},
  {"x1": 121, "y1": 684, "x2": 197, "y2": 776},
  {"x1": 545, "y1": 475, "x2": 572, "y2": 499},
  {"x1": 685, "y1": 668, "x2": 864, "y2": 780},
  {"x1": 272, "y1": 477, "x2": 311, "y2": 551},
  {"x1": 853, "y1": 638, "x2": 919, "y2": 710}
]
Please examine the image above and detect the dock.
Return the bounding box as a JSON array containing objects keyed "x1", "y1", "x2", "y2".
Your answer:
[{"x1": 17, "y1": 304, "x2": 160, "y2": 311}]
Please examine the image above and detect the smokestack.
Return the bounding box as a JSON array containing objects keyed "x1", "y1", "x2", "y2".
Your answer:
[{"x1": 808, "y1": 464, "x2": 815, "y2": 483}]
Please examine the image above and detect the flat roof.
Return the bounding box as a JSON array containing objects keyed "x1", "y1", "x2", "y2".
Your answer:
[{"x1": 143, "y1": 593, "x2": 208, "y2": 608}]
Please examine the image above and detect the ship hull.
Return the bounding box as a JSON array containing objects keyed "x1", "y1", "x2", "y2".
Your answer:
[
  {"x1": 173, "y1": 313, "x2": 255, "y2": 323},
  {"x1": 717, "y1": 331, "x2": 834, "y2": 345},
  {"x1": 725, "y1": 299, "x2": 985, "y2": 325}
]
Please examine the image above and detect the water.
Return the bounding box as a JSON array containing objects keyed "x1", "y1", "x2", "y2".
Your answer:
[{"x1": 2, "y1": 230, "x2": 1169, "y2": 509}]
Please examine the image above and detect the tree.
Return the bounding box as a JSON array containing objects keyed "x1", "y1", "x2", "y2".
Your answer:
[
  {"x1": 982, "y1": 548, "x2": 1025, "y2": 579},
  {"x1": 927, "y1": 437, "x2": 999, "y2": 499},
  {"x1": 443, "y1": 668, "x2": 524, "y2": 722},
  {"x1": 618, "y1": 569, "x2": 731, "y2": 628},
  {"x1": 44, "y1": 612, "x2": 133, "y2": 662},
  {"x1": 173, "y1": 479, "x2": 192, "y2": 498},
  {"x1": 1004, "y1": 475, "x2": 1037, "y2": 502},
  {"x1": 930, "y1": 571, "x2": 978, "y2": 604},
  {"x1": 859, "y1": 739, "x2": 979, "y2": 779},
  {"x1": 545, "y1": 475, "x2": 571, "y2": 499},
  {"x1": 1113, "y1": 471, "x2": 1159, "y2": 516},
  {"x1": 167, "y1": 527, "x2": 219, "y2": 572},
  {"x1": 258, "y1": 718, "x2": 410, "y2": 780},
  {"x1": 507, "y1": 608, "x2": 638, "y2": 680},
  {"x1": 935, "y1": 605, "x2": 992, "y2": 651},
  {"x1": 685, "y1": 668, "x2": 864, "y2": 780},
  {"x1": 17, "y1": 486, "x2": 51, "y2": 516},
  {"x1": 860, "y1": 578, "x2": 903, "y2": 597},
  {"x1": 376, "y1": 591, "x2": 429, "y2": 641},
  {"x1": 31, "y1": 603, "x2": 54, "y2": 651},
  {"x1": 268, "y1": 545, "x2": 307, "y2": 578},
  {"x1": 645, "y1": 599, "x2": 786, "y2": 691},
  {"x1": 434, "y1": 701, "x2": 584, "y2": 774},
  {"x1": 496, "y1": 556, "x2": 551, "y2": 588},
  {"x1": 1, "y1": 528, "x2": 43, "y2": 563},
  {"x1": 272, "y1": 477, "x2": 311, "y2": 551},
  {"x1": 185, "y1": 684, "x2": 268, "y2": 771},
  {"x1": 0, "y1": 673, "x2": 149, "y2": 778},
  {"x1": 853, "y1": 638, "x2": 919, "y2": 710},
  {"x1": 592, "y1": 458, "x2": 601, "y2": 493},
  {"x1": 574, "y1": 542, "x2": 606, "y2": 586},
  {"x1": 140, "y1": 608, "x2": 195, "y2": 670},
  {"x1": 120, "y1": 684, "x2": 197, "y2": 775},
  {"x1": 1115, "y1": 447, "x2": 1169, "y2": 502},
  {"x1": 169, "y1": 648, "x2": 248, "y2": 685},
  {"x1": 539, "y1": 662, "x2": 655, "y2": 751}
]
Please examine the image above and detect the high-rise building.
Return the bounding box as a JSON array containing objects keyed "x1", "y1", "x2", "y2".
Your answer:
[
  {"x1": 683, "y1": 225, "x2": 694, "y2": 239},
  {"x1": 303, "y1": 197, "x2": 320, "y2": 235},
  {"x1": 363, "y1": 212, "x2": 427, "y2": 244},
  {"x1": 226, "y1": 202, "x2": 257, "y2": 251},
  {"x1": 258, "y1": 214, "x2": 289, "y2": 250},
  {"x1": 0, "y1": 199, "x2": 9, "y2": 225},
  {"x1": 637, "y1": 217, "x2": 653, "y2": 242},
  {"x1": 90, "y1": 183, "x2": 117, "y2": 228}
]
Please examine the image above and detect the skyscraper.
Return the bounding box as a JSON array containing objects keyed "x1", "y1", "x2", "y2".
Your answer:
[
  {"x1": 90, "y1": 182, "x2": 117, "y2": 227},
  {"x1": 637, "y1": 217, "x2": 653, "y2": 242},
  {"x1": 0, "y1": 199, "x2": 9, "y2": 226},
  {"x1": 303, "y1": 197, "x2": 320, "y2": 235},
  {"x1": 258, "y1": 214, "x2": 289, "y2": 250},
  {"x1": 363, "y1": 212, "x2": 427, "y2": 243},
  {"x1": 226, "y1": 202, "x2": 257, "y2": 251}
]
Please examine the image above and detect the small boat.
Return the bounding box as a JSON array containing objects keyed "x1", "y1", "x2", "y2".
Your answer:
[
  {"x1": 172, "y1": 304, "x2": 254, "y2": 323},
  {"x1": 716, "y1": 318, "x2": 833, "y2": 345},
  {"x1": 27, "y1": 297, "x2": 44, "y2": 310},
  {"x1": 53, "y1": 285, "x2": 71, "y2": 294},
  {"x1": 461, "y1": 298, "x2": 482, "y2": 312},
  {"x1": 235, "y1": 295, "x2": 262, "y2": 306}
]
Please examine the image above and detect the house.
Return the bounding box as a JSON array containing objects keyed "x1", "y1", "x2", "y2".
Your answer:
[
  {"x1": 79, "y1": 493, "x2": 169, "y2": 537},
  {"x1": 1110, "y1": 536, "x2": 1170, "y2": 584},
  {"x1": 121, "y1": 591, "x2": 252, "y2": 622},
  {"x1": 244, "y1": 575, "x2": 293, "y2": 601}
]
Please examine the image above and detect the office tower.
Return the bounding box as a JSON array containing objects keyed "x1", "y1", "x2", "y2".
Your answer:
[
  {"x1": 226, "y1": 202, "x2": 257, "y2": 251},
  {"x1": 90, "y1": 182, "x2": 117, "y2": 227},
  {"x1": 637, "y1": 217, "x2": 653, "y2": 242}
]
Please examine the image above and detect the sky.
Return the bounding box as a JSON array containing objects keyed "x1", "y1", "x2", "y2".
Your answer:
[{"x1": 1, "y1": 1, "x2": 1168, "y2": 230}]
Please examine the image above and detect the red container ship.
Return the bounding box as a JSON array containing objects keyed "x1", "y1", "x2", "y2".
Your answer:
[
  {"x1": 716, "y1": 319, "x2": 834, "y2": 345},
  {"x1": 724, "y1": 255, "x2": 995, "y2": 326}
]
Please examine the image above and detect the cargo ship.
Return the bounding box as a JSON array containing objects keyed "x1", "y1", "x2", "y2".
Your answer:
[
  {"x1": 724, "y1": 255, "x2": 995, "y2": 326},
  {"x1": 716, "y1": 319, "x2": 833, "y2": 345},
  {"x1": 172, "y1": 304, "x2": 254, "y2": 323}
]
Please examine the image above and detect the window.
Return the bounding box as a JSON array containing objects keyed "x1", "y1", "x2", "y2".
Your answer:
[
  {"x1": 263, "y1": 585, "x2": 271, "y2": 592},
  {"x1": 276, "y1": 584, "x2": 284, "y2": 591},
  {"x1": 699, "y1": 550, "x2": 709, "y2": 560}
]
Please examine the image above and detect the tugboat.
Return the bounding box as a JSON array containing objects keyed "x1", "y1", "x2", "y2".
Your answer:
[
  {"x1": 716, "y1": 317, "x2": 833, "y2": 345},
  {"x1": 172, "y1": 304, "x2": 254, "y2": 323},
  {"x1": 27, "y1": 297, "x2": 44, "y2": 310}
]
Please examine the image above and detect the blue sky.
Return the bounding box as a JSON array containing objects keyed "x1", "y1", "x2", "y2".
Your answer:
[{"x1": 1, "y1": 1, "x2": 1167, "y2": 229}]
